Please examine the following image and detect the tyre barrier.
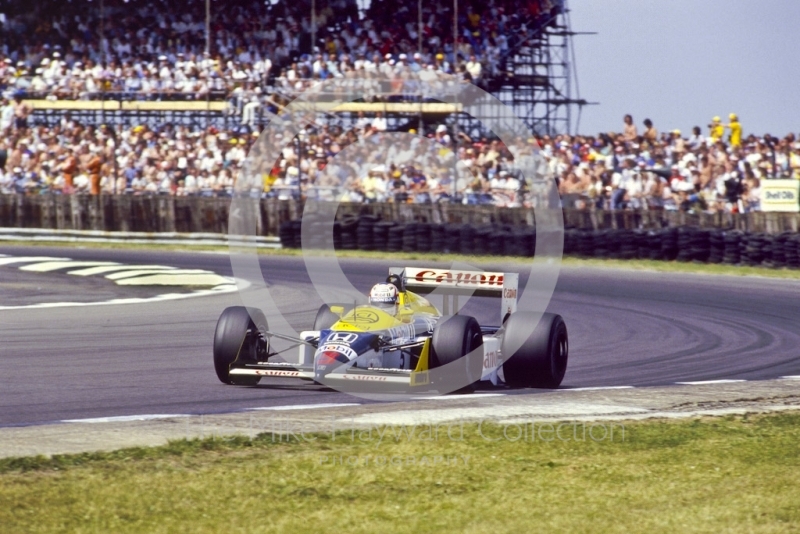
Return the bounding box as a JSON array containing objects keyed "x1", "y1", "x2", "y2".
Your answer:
[{"x1": 278, "y1": 216, "x2": 800, "y2": 269}]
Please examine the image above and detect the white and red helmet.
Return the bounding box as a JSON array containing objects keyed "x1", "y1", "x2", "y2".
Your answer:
[{"x1": 369, "y1": 283, "x2": 399, "y2": 310}]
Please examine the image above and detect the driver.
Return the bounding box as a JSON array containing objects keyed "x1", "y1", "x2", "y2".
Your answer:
[{"x1": 368, "y1": 283, "x2": 400, "y2": 315}]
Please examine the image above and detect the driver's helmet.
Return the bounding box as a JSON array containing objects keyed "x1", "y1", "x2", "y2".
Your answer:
[{"x1": 369, "y1": 283, "x2": 399, "y2": 312}]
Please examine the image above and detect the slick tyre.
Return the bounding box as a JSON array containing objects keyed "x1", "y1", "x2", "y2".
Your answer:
[
  {"x1": 430, "y1": 315, "x2": 484, "y2": 392},
  {"x1": 213, "y1": 306, "x2": 267, "y2": 386},
  {"x1": 501, "y1": 312, "x2": 568, "y2": 389}
]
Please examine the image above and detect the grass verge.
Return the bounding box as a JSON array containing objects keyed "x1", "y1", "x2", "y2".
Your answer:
[
  {"x1": 4, "y1": 238, "x2": 800, "y2": 280},
  {"x1": 1, "y1": 412, "x2": 799, "y2": 533}
]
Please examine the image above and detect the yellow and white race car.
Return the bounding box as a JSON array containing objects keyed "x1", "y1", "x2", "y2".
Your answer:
[{"x1": 213, "y1": 267, "x2": 568, "y2": 393}]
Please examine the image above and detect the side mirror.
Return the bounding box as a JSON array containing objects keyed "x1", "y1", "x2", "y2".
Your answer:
[{"x1": 330, "y1": 306, "x2": 345, "y2": 316}]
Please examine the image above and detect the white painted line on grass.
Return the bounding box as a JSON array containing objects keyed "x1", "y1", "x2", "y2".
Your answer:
[
  {"x1": 249, "y1": 403, "x2": 362, "y2": 411},
  {"x1": 676, "y1": 379, "x2": 747, "y2": 385},
  {"x1": 561, "y1": 386, "x2": 635, "y2": 391},
  {"x1": 62, "y1": 414, "x2": 191, "y2": 424}
]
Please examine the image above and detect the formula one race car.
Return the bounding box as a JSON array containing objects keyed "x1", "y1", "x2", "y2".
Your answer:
[{"x1": 213, "y1": 267, "x2": 568, "y2": 392}]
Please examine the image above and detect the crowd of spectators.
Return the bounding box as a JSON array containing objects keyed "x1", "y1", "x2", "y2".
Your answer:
[
  {"x1": 2, "y1": 102, "x2": 799, "y2": 214},
  {"x1": 0, "y1": 113, "x2": 536, "y2": 207},
  {"x1": 0, "y1": 0, "x2": 562, "y2": 108},
  {"x1": 552, "y1": 114, "x2": 800, "y2": 214}
]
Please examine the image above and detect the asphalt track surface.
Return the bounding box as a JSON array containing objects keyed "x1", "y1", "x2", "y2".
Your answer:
[{"x1": 2, "y1": 244, "x2": 800, "y2": 427}]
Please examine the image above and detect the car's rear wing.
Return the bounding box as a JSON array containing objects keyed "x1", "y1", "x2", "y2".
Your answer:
[{"x1": 389, "y1": 267, "x2": 518, "y2": 320}]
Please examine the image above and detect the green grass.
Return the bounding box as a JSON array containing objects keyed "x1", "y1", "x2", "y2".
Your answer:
[
  {"x1": 2, "y1": 413, "x2": 799, "y2": 533},
  {"x1": 5, "y1": 238, "x2": 800, "y2": 280}
]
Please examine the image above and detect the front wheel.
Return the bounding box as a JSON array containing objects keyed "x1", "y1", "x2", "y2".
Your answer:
[
  {"x1": 429, "y1": 315, "x2": 484, "y2": 392},
  {"x1": 501, "y1": 312, "x2": 568, "y2": 388},
  {"x1": 213, "y1": 306, "x2": 268, "y2": 385}
]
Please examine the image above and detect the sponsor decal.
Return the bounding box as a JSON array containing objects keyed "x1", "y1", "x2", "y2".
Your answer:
[
  {"x1": 413, "y1": 269, "x2": 504, "y2": 287},
  {"x1": 327, "y1": 332, "x2": 359, "y2": 344},
  {"x1": 483, "y1": 350, "x2": 498, "y2": 369},
  {"x1": 255, "y1": 370, "x2": 301, "y2": 377},
  {"x1": 503, "y1": 288, "x2": 517, "y2": 299},
  {"x1": 319, "y1": 343, "x2": 358, "y2": 359},
  {"x1": 354, "y1": 309, "x2": 381, "y2": 324},
  {"x1": 342, "y1": 375, "x2": 388, "y2": 381}
]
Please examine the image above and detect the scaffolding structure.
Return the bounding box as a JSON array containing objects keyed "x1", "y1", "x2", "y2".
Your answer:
[{"x1": 460, "y1": 1, "x2": 590, "y2": 139}]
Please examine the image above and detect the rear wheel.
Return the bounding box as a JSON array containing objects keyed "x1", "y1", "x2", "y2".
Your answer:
[
  {"x1": 213, "y1": 306, "x2": 268, "y2": 385},
  {"x1": 430, "y1": 315, "x2": 484, "y2": 392},
  {"x1": 501, "y1": 312, "x2": 568, "y2": 388}
]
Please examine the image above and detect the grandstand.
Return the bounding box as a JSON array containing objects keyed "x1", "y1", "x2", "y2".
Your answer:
[{"x1": 0, "y1": 0, "x2": 587, "y2": 136}]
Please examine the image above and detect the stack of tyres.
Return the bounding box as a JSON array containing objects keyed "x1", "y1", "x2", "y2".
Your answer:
[
  {"x1": 372, "y1": 221, "x2": 396, "y2": 251},
  {"x1": 291, "y1": 219, "x2": 303, "y2": 249},
  {"x1": 415, "y1": 223, "x2": 432, "y2": 252},
  {"x1": 563, "y1": 229, "x2": 579, "y2": 256},
  {"x1": 722, "y1": 230, "x2": 742, "y2": 264},
  {"x1": 332, "y1": 220, "x2": 342, "y2": 250},
  {"x1": 618, "y1": 229, "x2": 637, "y2": 259},
  {"x1": 771, "y1": 232, "x2": 790, "y2": 268},
  {"x1": 356, "y1": 215, "x2": 379, "y2": 251},
  {"x1": 743, "y1": 233, "x2": 766, "y2": 266},
  {"x1": 634, "y1": 229, "x2": 649, "y2": 259},
  {"x1": 648, "y1": 230, "x2": 664, "y2": 260},
  {"x1": 593, "y1": 230, "x2": 610, "y2": 258},
  {"x1": 761, "y1": 234, "x2": 775, "y2": 267},
  {"x1": 445, "y1": 225, "x2": 462, "y2": 254},
  {"x1": 339, "y1": 216, "x2": 359, "y2": 250},
  {"x1": 690, "y1": 229, "x2": 711, "y2": 263},
  {"x1": 785, "y1": 234, "x2": 800, "y2": 268},
  {"x1": 511, "y1": 227, "x2": 536, "y2": 257},
  {"x1": 488, "y1": 228, "x2": 507, "y2": 256},
  {"x1": 661, "y1": 228, "x2": 679, "y2": 260},
  {"x1": 387, "y1": 224, "x2": 405, "y2": 252},
  {"x1": 473, "y1": 225, "x2": 493, "y2": 256},
  {"x1": 459, "y1": 225, "x2": 476, "y2": 255},
  {"x1": 577, "y1": 230, "x2": 594, "y2": 257},
  {"x1": 676, "y1": 227, "x2": 694, "y2": 262},
  {"x1": 430, "y1": 224, "x2": 446, "y2": 253},
  {"x1": 606, "y1": 229, "x2": 622, "y2": 259},
  {"x1": 278, "y1": 220, "x2": 296, "y2": 249},
  {"x1": 402, "y1": 223, "x2": 419, "y2": 252},
  {"x1": 708, "y1": 230, "x2": 725, "y2": 263}
]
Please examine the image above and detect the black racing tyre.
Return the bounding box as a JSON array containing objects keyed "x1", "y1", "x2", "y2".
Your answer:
[
  {"x1": 501, "y1": 312, "x2": 568, "y2": 389},
  {"x1": 313, "y1": 303, "x2": 354, "y2": 331},
  {"x1": 430, "y1": 315, "x2": 484, "y2": 391},
  {"x1": 213, "y1": 306, "x2": 268, "y2": 386}
]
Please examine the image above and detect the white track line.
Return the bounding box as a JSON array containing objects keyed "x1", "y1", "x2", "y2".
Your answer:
[
  {"x1": 0, "y1": 283, "x2": 239, "y2": 310},
  {"x1": 562, "y1": 386, "x2": 635, "y2": 391},
  {"x1": 20, "y1": 261, "x2": 119, "y2": 272},
  {"x1": 780, "y1": 375, "x2": 800, "y2": 380},
  {"x1": 249, "y1": 403, "x2": 362, "y2": 411},
  {"x1": 106, "y1": 269, "x2": 213, "y2": 280},
  {"x1": 62, "y1": 414, "x2": 191, "y2": 424},
  {"x1": 69, "y1": 264, "x2": 178, "y2": 276},
  {"x1": 415, "y1": 393, "x2": 507, "y2": 400},
  {"x1": 676, "y1": 379, "x2": 746, "y2": 385},
  {"x1": 0, "y1": 256, "x2": 69, "y2": 266}
]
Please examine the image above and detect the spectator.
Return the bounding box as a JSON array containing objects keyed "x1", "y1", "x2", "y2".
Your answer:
[
  {"x1": 623, "y1": 114, "x2": 637, "y2": 142},
  {"x1": 726, "y1": 113, "x2": 743, "y2": 148}
]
